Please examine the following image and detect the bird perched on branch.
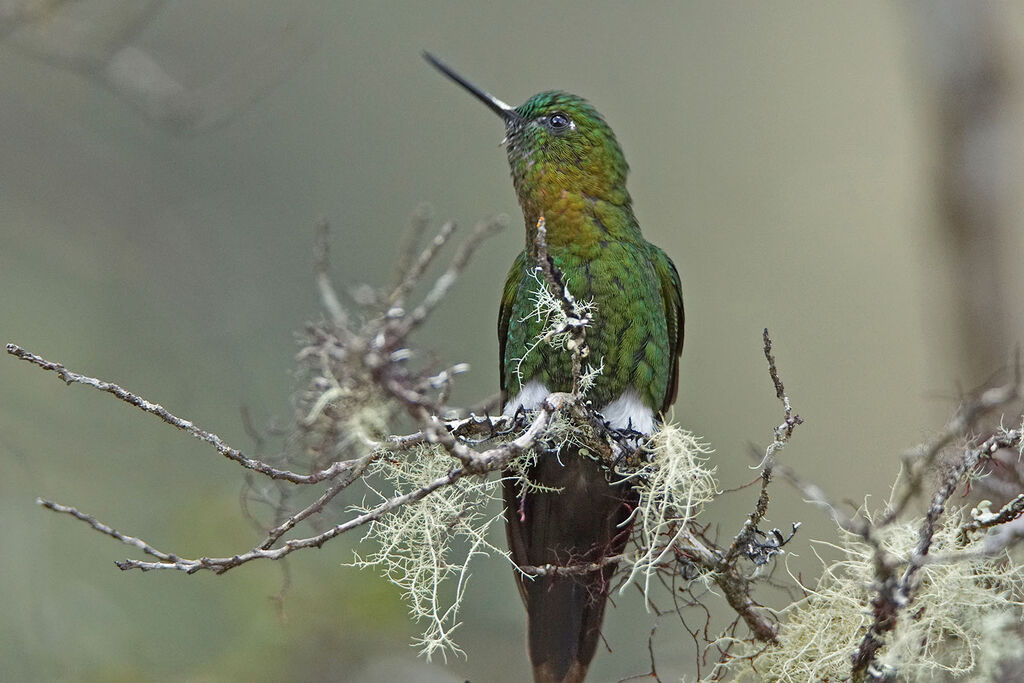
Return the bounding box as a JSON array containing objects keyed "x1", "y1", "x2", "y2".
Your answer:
[{"x1": 425, "y1": 53, "x2": 684, "y2": 683}]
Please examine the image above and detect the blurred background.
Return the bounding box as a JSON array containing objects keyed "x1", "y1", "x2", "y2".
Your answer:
[{"x1": 2, "y1": 1, "x2": 1023, "y2": 680}]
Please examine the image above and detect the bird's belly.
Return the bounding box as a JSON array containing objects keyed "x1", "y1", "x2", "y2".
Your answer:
[
  {"x1": 502, "y1": 242, "x2": 670, "y2": 418},
  {"x1": 505, "y1": 380, "x2": 655, "y2": 434}
]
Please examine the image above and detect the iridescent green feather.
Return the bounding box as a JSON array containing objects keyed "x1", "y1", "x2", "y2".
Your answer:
[{"x1": 498, "y1": 91, "x2": 683, "y2": 413}]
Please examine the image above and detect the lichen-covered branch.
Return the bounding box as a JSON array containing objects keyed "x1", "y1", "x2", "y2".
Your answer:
[
  {"x1": 8, "y1": 213, "x2": 807, "y2": 665},
  {"x1": 15, "y1": 209, "x2": 1024, "y2": 678},
  {"x1": 722, "y1": 363, "x2": 1024, "y2": 682}
]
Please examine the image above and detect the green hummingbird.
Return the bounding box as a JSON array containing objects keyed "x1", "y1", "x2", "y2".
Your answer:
[{"x1": 425, "y1": 53, "x2": 684, "y2": 683}]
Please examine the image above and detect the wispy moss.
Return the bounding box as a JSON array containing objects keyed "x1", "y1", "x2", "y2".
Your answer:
[
  {"x1": 620, "y1": 422, "x2": 717, "y2": 597},
  {"x1": 510, "y1": 269, "x2": 599, "y2": 386},
  {"x1": 725, "y1": 507, "x2": 1024, "y2": 681},
  {"x1": 348, "y1": 443, "x2": 506, "y2": 660}
]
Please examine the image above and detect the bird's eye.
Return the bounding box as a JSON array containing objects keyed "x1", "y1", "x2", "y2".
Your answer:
[{"x1": 547, "y1": 113, "x2": 570, "y2": 130}]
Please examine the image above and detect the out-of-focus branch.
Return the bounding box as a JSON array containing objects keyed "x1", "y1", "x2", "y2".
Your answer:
[
  {"x1": 958, "y1": 492, "x2": 1024, "y2": 546},
  {"x1": 314, "y1": 216, "x2": 349, "y2": 330},
  {"x1": 401, "y1": 217, "x2": 506, "y2": 334},
  {"x1": 912, "y1": 1, "x2": 1019, "y2": 381},
  {"x1": 882, "y1": 359, "x2": 1022, "y2": 527}
]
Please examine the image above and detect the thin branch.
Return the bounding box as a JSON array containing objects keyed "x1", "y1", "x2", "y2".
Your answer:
[
  {"x1": 421, "y1": 392, "x2": 568, "y2": 474},
  {"x1": 36, "y1": 392, "x2": 568, "y2": 574},
  {"x1": 37, "y1": 498, "x2": 182, "y2": 564},
  {"x1": 7, "y1": 343, "x2": 350, "y2": 486},
  {"x1": 533, "y1": 216, "x2": 592, "y2": 393},
  {"x1": 518, "y1": 553, "x2": 626, "y2": 578},
  {"x1": 259, "y1": 455, "x2": 373, "y2": 549},
  {"x1": 314, "y1": 217, "x2": 349, "y2": 329},
  {"x1": 761, "y1": 328, "x2": 803, "y2": 463},
  {"x1": 388, "y1": 220, "x2": 456, "y2": 309},
  {"x1": 390, "y1": 204, "x2": 432, "y2": 292},
  {"x1": 882, "y1": 358, "x2": 1022, "y2": 526},
  {"x1": 680, "y1": 524, "x2": 780, "y2": 643},
  {"x1": 107, "y1": 466, "x2": 468, "y2": 573},
  {"x1": 401, "y1": 217, "x2": 506, "y2": 333}
]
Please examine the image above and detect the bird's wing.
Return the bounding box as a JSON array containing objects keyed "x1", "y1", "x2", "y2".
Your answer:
[
  {"x1": 650, "y1": 245, "x2": 684, "y2": 413},
  {"x1": 498, "y1": 250, "x2": 529, "y2": 397}
]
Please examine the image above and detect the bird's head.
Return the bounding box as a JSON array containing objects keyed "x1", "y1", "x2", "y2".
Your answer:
[{"x1": 424, "y1": 53, "x2": 629, "y2": 210}]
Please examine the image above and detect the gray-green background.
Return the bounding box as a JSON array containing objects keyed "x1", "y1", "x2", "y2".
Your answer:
[{"x1": 3, "y1": 2, "x2": 1022, "y2": 681}]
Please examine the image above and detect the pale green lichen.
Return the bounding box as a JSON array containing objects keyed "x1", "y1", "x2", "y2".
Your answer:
[
  {"x1": 346, "y1": 420, "x2": 722, "y2": 661},
  {"x1": 620, "y1": 422, "x2": 717, "y2": 597},
  {"x1": 511, "y1": 269, "x2": 597, "y2": 386},
  {"x1": 722, "y1": 508, "x2": 1024, "y2": 681},
  {"x1": 348, "y1": 443, "x2": 507, "y2": 660}
]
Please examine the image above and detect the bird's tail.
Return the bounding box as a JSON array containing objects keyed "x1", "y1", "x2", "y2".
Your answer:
[{"x1": 504, "y1": 448, "x2": 636, "y2": 683}]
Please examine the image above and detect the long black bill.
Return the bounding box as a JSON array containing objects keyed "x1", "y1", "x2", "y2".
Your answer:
[{"x1": 423, "y1": 52, "x2": 523, "y2": 125}]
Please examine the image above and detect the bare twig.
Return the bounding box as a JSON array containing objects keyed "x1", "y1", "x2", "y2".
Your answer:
[
  {"x1": 6, "y1": 343, "x2": 349, "y2": 485},
  {"x1": 388, "y1": 219, "x2": 456, "y2": 309},
  {"x1": 680, "y1": 524, "x2": 779, "y2": 643},
  {"x1": 112, "y1": 465, "x2": 470, "y2": 573},
  {"x1": 532, "y1": 215, "x2": 591, "y2": 393},
  {"x1": 882, "y1": 364, "x2": 1022, "y2": 526},
  {"x1": 314, "y1": 217, "x2": 350, "y2": 330},
  {"x1": 761, "y1": 328, "x2": 803, "y2": 462},
  {"x1": 36, "y1": 498, "x2": 183, "y2": 564},
  {"x1": 518, "y1": 553, "x2": 626, "y2": 578},
  {"x1": 401, "y1": 217, "x2": 506, "y2": 333}
]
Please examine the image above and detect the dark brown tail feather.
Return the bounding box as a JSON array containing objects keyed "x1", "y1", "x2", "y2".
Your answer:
[{"x1": 504, "y1": 447, "x2": 636, "y2": 683}]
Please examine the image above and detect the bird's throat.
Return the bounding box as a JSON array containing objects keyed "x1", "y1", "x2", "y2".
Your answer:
[{"x1": 518, "y1": 183, "x2": 639, "y2": 252}]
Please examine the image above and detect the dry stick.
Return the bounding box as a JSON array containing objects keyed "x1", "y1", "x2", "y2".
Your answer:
[
  {"x1": 313, "y1": 217, "x2": 349, "y2": 330},
  {"x1": 422, "y1": 393, "x2": 566, "y2": 474},
  {"x1": 117, "y1": 466, "x2": 469, "y2": 573},
  {"x1": 34, "y1": 393, "x2": 564, "y2": 574},
  {"x1": 41, "y1": 467, "x2": 470, "y2": 573},
  {"x1": 390, "y1": 204, "x2": 433, "y2": 293},
  {"x1": 402, "y1": 217, "x2": 505, "y2": 333},
  {"x1": 762, "y1": 327, "x2": 802, "y2": 457},
  {"x1": 384, "y1": 413, "x2": 512, "y2": 448},
  {"x1": 259, "y1": 454, "x2": 373, "y2": 550},
  {"x1": 518, "y1": 553, "x2": 626, "y2": 578},
  {"x1": 6, "y1": 343, "x2": 348, "y2": 485},
  {"x1": 532, "y1": 216, "x2": 591, "y2": 392},
  {"x1": 680, "y1": 524, "x2": 780, "y2": 643},
  {"x1": 388, "y1": 220, "x2": 456, "y2": 309},
  {"x1": 723, "y1": 468, "x2": 774, "y2": 566},
  {"x1": 725, "y1": 330, "x2": 801, "y2": 565},
  {"x1": 36, "y1": 499, "x2": 183, "y2": 563},
  {"x1": 704, "y1": 330, "x2": 805, "y2": 642},
  {"x1": 906, "y1": 418, "x2": 1024, "y2": 570},
  {"x1": 705, "y1": 329, "x2": 802, "y2": 641}
]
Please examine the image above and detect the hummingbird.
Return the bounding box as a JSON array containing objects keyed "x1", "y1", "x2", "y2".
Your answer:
[{"x1": 424, "y1": 53, "x2": 684, "y2": 683}]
